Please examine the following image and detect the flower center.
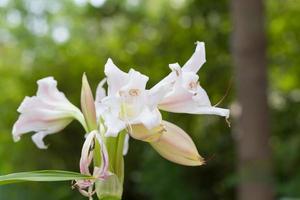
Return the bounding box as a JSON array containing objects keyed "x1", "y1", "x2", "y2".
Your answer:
[{"x1": 118, "y1": 88, "x2": 143, "y2": 121}]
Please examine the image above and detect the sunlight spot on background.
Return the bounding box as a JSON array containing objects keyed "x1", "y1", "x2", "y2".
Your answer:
[
  {"x1": 25, "y1": 16, "x2": 48, "y2": 36},
  {"x1": 179, "y1": 16, "x2": 191, "y2": 29},
  {"x1": 74, "y1": 0, "x2": 87, "y2": 7},
  {"x1": 289, "y1": 89, "x2": 300, "y2": 102},
  {"x1": 126, "y1": 0, "x2": 140, "y2": 7},
  {"x1": 21, "y1": 50, "x2": 35, "y2": 69},
  {"x1": 0, "y1": 0, "x2": 9, "y2": 7},
  {"x1": 270, "y1": 92, "x2": 286, "y2": 110},
  {"x1": 47, "y1": 1, "x2": 61, "y2": 14},
  {"x1": 6, "y1": 9, "x2": 22, "y2": 27},
  {"x1": 90, "y1": 0, "x2": 106, "y2": 8},
  {"x1": 143, "y1": 26, "x2": 157, "y2": 41},
  {"x1": 208, "y1": 12, "x2": 221, "y2": 27},
  {"x1": 0, "y1": 28, "x2": 13, "y2": 43},
  {"x1": 169, "y1": 0, "x2": 186, "y2": 9},
  {"x1": 51, "y1": 26, "x2": 70, "y2": 44},
  {"x1": 24, "y1": 0, "x2": 46, "y2": 15},
  {"x1": 125, "y1": 42, "x2": 138, "y2": 55}
]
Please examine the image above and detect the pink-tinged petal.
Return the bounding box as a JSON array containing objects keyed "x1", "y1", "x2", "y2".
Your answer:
[
  {"x1": 123, "y1": 134, "x2": 130, "y2": 155},
  {"x1": 104, "y1": 58, "x2": 128, "y2": 96},
  {"x1": 192, "y1": 86, "x2": 212, "y2": 106},
  {"x1": 129, "y1": 124, "x2": 164, "y2": 142},
  {"x1": 94, "y1": 133, "x2": 109, "y2": 178},
  {"x1": 159, "y1": 80, "x2": 230, "y2": 118},
  {"x1": 151, "y1": 121, "x2": 204, "y2": 166},
  {"x1": 13, "y1": 112, "x2": 72, "y2": 143},
  {"x1": 158, "y1": 82, "x2": 196, "y2": 112},
  {"x1": 79, "y1": 131, "x2": 96, "y2": 175},
  {"x1": 36, "y1": 77, "x2": 68, "y2": 101},
  {"x1": 182, "y1": 41, "x2": 206, "y2": 73},
  {"x1": 81, "y1": 74, "x2": 97, "y2": 131},
  {"x1": 12, "y1": 76, "x2": 85, "y2": 148},
  {"x1": 77, "y1": 131, "x2": 110, "y2": 192},
  {"x1": 31, "y1": 131, "x2": 50, "y2": 149}
]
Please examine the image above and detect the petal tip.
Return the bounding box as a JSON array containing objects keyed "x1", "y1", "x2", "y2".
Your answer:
[
  {"x1": 197, "y1": 156, "x2": 205, "y2": 166},
  {"x1": 13, "y1": 135, "x2": 20, "y2": 142}
]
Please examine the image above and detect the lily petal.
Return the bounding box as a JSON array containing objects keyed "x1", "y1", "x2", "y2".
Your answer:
[
  {"x1": 94, "y1": 132, "x2": 110, "y2": 178},
  {"x1": 103, "y1": 112, "x2": 126, "y2": 137},
  {"x1": 182, "y1": 41, "x2": 206, "y2": 73},
  {"x1": 104, "y1": 58, "x2": 128, "y2": 96},
  {"x1": 80, "y1": 131, "x2": 97, "y2": 175},
  {"x1": 151, "y1": 121, "x2": 204, "y2": 166},
  {"x1": 77, "y1": 131, "x2": 110, "y2": 191},
  {"x1": 95, "y1": 78, "x2": 107, "y2": 119},
  {"x1": 147, "y1": 82, "x2": 173, "y2": 110},
  {"x1": 137, "y1": 108, "x2": 162, "y2": 130},
  {"x1": 95, "y1": 79, "x2": 107, "y2": 104},
  {"x1": 121, "y1": 69, "x2": 149, "y2": 92},
  {"x1": 159, "y1": 84, "x2": 229, "y2": 118},
  {"x1": 12, "y1": 77, "x2": 85, "y2": 148}
]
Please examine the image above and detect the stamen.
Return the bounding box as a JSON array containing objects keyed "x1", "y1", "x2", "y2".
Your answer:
[
  {"x1": 214, "y1": 78, "x2": 232, "y2": 107},
  {"x1": 121, "y1": 103, "x2": 133, "y2": 135},
  {"x1": 189, "y1": 81, "x2": 197, "y2": 90},
  {"x1": 129, "y1": 89, "x2": 140, "y2": 96},
  {"x1": 119, "y1": 91, "x2": 125, "y2": 96},
  {"x1": 225, "y1": 118, "x2": 231, "y2": 128}
]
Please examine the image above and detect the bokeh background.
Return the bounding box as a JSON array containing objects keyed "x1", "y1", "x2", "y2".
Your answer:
[{"x1": 0, "y1": 0, "x2": 299, "y2": 199}]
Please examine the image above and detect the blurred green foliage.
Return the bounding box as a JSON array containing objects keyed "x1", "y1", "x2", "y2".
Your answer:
[{"x1": 0, "y1": 0, "x2": 299, "y2": 199}]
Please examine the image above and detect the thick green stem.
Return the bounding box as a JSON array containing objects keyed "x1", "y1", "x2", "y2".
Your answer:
[
  {"x1": 95, "y1": 131, "x2": 126, "y2": 200},
  {"x1": 100, "y1": 196, "x2": 121, "y2": 200}
]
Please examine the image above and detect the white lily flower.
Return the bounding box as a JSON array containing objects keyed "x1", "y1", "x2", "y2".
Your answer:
[
  {"x1": 12, "y1": 77, "x2": 87, "y2": 149},
  {"x1": 96, "y1": 58, "x2": 171, "y2": 137},
  {"x1": 153, "y1": 42, "x2": 230, "y2": 118}
]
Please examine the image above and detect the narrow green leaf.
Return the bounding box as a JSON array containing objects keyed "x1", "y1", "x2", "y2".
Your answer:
[{"x1": 0, "y1": 170, "x2": 94, "y2": 186}]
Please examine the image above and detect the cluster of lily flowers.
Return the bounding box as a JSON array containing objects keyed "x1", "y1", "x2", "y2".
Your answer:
[{"x1": 12, "y1": 42, "x2": 229, "y2": 199}]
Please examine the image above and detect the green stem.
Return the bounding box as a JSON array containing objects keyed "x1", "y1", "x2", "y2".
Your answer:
[
  {"x1": 100, "y1": 196, "x2": 121, "y2": 200},
  {"x1": 95, "y1": 131, "x2": 126, "y2": 200},
  {"x1": 93, "y1": 139, "x2": 102, "y2": 167}
]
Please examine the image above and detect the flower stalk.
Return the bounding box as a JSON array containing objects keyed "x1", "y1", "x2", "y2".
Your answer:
[{"x1": 96, "y1": 131, "x2": 126, "y2": 200}]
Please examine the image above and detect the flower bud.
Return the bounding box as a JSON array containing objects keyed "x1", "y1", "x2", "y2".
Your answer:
[
  {"x1": 129, "y1": 124, "x2": 164, "y2": 142},
  {"x1": 151, "y1": 121, "x2": 204, "y2": 166},
  {"x1": 81, "y1": 73, "x2": 97, "y2": 131}
]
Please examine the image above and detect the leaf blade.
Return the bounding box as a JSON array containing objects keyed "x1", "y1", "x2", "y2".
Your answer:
[{"x1": 0, "y1": 170, "x2": 94, "y2": 186}]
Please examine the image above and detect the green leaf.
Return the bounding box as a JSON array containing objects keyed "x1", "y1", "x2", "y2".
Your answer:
[{"x1": 0, "y1": 170, "x2": 94, "y2": 186}]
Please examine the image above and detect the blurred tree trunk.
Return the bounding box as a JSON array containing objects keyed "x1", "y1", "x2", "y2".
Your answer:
[{"x1": 231, "y1": 0, "x2": 274, "y2": 200}]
